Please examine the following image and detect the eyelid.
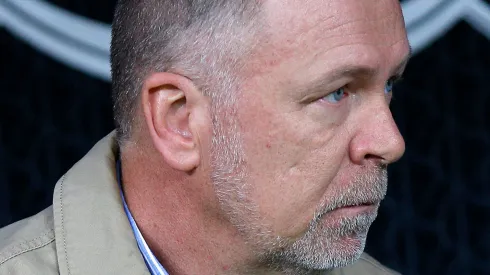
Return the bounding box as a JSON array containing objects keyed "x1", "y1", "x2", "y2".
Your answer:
[
  {"x1": 390, "y1": 74, "x2": 404, "y2": 83},
  {"x1": 301, "y1": 75, "x2": 403, "y2": 104},
  {"x1": 299, "y1": 83, "x2": 346, "y2": 104}
]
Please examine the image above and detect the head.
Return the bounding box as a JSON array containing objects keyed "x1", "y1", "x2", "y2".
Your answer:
[{"x1": 111, "y1": 0, "x2": 410, "y2": 273}]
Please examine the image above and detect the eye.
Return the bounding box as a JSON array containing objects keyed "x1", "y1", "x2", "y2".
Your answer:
[
  {"x1": 384, "y1": 77, "x2": 398, "y2": 94},
  {"x1": 322, "y1": 87, "x2": 348, "y2": 104}
]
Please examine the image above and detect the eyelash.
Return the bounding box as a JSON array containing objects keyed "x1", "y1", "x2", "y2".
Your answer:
[
  {"x1": 390, "y1": 75, "x2": 404, "y2": 87},
  {"x1": 386, "y1": 75, "x2": 403, "y2": 96},
  {"x1": 319, "y1": 75, "x2": 404, "y2": 104}
]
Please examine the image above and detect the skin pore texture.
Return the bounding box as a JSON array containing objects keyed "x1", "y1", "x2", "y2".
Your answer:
[{"x1": 121, "y1": 0, "x2": 411, "y2": 274}]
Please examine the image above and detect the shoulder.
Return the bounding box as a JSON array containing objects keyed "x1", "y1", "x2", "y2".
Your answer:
[
  {"x1": 0, "y1": 206, "x2": 59, "y2": 274},
  {"x1": 334, "y1": 253, "x2": 401, "y2": 275}
]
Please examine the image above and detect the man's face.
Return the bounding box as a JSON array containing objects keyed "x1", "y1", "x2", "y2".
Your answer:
[{"x1": 210, "y1": 0, "x2": 409, "y2": 271}]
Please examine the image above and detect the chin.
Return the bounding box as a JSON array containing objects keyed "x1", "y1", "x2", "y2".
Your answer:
[
  {"x1": 310, "y1": 233, "x2": 367, "y2": 269},
  {"x1": 270, "y1": 229, "x2": 368, "y2": 272}
]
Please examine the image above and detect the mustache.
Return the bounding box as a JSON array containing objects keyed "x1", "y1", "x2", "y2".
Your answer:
[{"x1": 316, "y1": 165, "x2": 388, "y2": 216}]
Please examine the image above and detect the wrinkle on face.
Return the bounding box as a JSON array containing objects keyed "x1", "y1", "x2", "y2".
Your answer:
[
  {"x1": 244, "y1": 0, "x2": 407, "y2": 78},
  {"x1": 212, "y1": 0, "x2": 410, "y2": 271},
  {"x1": 237, "y1": 0, "x2": 408, "y2": 226}
]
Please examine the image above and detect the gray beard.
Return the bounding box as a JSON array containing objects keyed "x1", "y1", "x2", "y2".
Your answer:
[
  {"x1": 210, "y1": 114, "x2": 387, "y2": 274},
  {"x1": 259, "y1": 167, "x2": 387, "y2": 274}
]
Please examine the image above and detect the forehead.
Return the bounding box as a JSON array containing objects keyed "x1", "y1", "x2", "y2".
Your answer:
[
  {"x1": 264, "y1": 0, "x2": 405, "y2": 45},
  {"x1": 246, "y1": 0, "x2": 408, "y2": 76}
]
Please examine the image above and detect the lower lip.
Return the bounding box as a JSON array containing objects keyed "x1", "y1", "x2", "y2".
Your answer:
[{"x1": 329, "y1": 204, "x2": 377, "y2": 216}]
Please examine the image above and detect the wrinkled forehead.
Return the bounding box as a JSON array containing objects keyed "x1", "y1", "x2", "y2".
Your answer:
[
  {"x1": 245, "y1": 0, "x2": 409, "y2": 74},
  {"x1": 262, "y1": 0, "x2": 405, "y2": 41}
]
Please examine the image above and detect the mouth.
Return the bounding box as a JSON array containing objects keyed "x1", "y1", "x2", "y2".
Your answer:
[
  {"x1": 326, "y1": 201, "x2": 380, "y2": 216},
  {"x1": 342, "y1": 201, "x2": 378, "y2": 208}
]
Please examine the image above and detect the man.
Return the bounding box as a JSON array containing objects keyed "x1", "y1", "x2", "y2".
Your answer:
[{"x1": 0, "y1": 0, "x2": 410, "y2": 274}]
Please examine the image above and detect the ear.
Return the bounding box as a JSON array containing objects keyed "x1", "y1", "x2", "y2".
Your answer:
[{"x1": 141, "y1": 72, "x2": 210, "y2": 172}]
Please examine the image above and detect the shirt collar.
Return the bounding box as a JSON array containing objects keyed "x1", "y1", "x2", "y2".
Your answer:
[{"x1": 116, "y1": 158, "x2": 170, "y2": 275}]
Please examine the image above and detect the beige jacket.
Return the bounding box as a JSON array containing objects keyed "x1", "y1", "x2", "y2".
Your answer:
[{"x1": 0, "y1": 132, "x2": 400, "y2": 275}]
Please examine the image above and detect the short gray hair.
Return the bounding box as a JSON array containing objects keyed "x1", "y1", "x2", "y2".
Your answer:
[{"x1": 110, "y1": 0, "x2": 263, "y2": 145}]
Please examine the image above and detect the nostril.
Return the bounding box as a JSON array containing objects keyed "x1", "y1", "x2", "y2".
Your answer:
[{"x1": 364, "y1": 154, "x2": 383, "y2": 161}]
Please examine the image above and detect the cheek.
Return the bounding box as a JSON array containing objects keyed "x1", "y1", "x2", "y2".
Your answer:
[
  {"x1": 269, "y1": 134, "x2": 349, "y2": 236},
  {"x1": 238, "y1": 104, "x2": 351, "y2": 236}
]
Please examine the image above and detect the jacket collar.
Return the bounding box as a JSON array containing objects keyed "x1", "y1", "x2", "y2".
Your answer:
[
  {"x1": 52, "y1": 131, "x2": 150, "y2": 275},
  {"x1": 49, "y1": 131, "x2": 374, "y2": 275}
]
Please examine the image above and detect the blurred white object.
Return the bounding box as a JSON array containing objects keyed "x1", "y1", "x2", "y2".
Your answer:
[{"x1": 0, "y1": 0, "x2": 489, "y2": 82}]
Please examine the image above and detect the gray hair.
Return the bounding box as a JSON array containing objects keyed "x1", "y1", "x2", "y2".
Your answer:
[{"x1": 110, "y1": 0, "x2": 263, "y2": 145}]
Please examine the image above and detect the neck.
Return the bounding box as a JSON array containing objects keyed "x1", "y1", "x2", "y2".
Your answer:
[
  {"x1": 120, "y1": 146, "x2": 328, "y2": 275},
  {"x1": 120, "y1": 148, "x2": 258, "y2": 274}
]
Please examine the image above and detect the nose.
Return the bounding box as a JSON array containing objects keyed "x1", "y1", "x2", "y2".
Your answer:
[{"x1": 349, "y1": 100, "x2": 405, "y2": 166}]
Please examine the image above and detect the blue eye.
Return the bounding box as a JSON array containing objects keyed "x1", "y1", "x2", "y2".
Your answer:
[
  {"x1": 323, "y1": 88, "x2": 347, "y2": 103},
  {"x1": 385, "y1": 78, "x2": 395, "y2": 94}
]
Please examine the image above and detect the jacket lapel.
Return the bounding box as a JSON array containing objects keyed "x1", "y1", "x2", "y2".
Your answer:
[{"x1": 52, "y1": 131, "x2": 150, "y2": 275}]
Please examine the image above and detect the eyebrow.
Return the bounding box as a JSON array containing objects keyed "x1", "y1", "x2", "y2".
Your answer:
[
  {"x1": 334, "y1": 50, "x2": 412, "y2": 81},
  {"x1": 298, "y1": 49, "x2": 412, "y2": 100}
]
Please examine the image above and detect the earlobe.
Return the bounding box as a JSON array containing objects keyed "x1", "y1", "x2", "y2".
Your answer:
[{"x1": 141, "y1": 72, "x2": 204, "y2": 172}]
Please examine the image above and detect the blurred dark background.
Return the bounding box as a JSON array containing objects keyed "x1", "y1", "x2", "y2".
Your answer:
[{"x1": 1, "y1": 1, "x2": 489, "y2": 274}]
